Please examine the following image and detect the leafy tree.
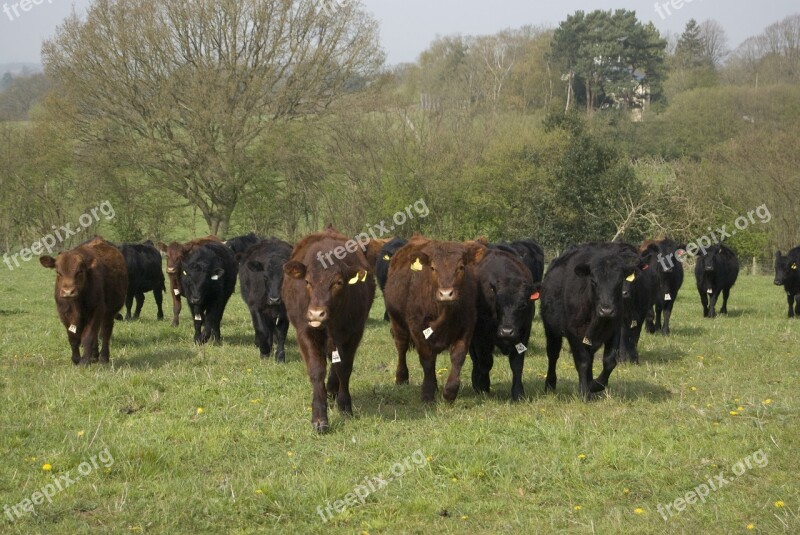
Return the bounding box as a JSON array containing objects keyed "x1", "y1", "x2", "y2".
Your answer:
[
  {"x1": 551, "y1": 10, "x2": 667, "y2": 113},
  {"x1": 43, "y1": 0, "x2": 383, "y2": 237}
]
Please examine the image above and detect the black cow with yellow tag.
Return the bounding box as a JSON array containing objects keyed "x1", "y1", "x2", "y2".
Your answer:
[
  {"x1": 774, "y1": 247, "x2": 800, "y2": 318},
  {"x1": 617, "y1": 244, "x2": 659, "y2": 364}
]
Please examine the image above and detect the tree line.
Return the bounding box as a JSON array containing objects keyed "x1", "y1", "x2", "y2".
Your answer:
[{"x1": 1, "y1": 1, "x2": 798, "y2": 260}]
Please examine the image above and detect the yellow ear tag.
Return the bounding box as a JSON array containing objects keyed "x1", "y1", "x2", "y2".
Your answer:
[
  {"x1": 359, "y1": 271, "x2": 367, "y2": 282},
  {"x1": 410, "y1": 258, "x2": 423, "y2": 271},
  {"x1": 626, "y1": 273, "x2": 636, "y2": 282},
  {"x1": 793, "y1": 263, "x2": 798, "y2": 270},
  {"x1": 348, "y1": 273, "x2": 360, "y2": 285},
  {"x1": 383, "y1": 254, "x2": 391, "y2": 261}
]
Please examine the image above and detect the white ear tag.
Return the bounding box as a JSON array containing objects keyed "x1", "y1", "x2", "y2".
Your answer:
[
  {"x1": 631, "y1": 320, "x2": 638, "y2": 328},
  {"x1": 707, "y1": 288, "x2": 713, "y2": 294},
  {"x1": 68, "y1": 324, "x2": 77, "y2": 333},
  {"x1": 173, "y1": 289, "x2": 180, "y2": 296},
  {"x1": 423, "y1": 327, "x2": 434, "y2": 339},
  {"x1": 515, "y1": 343, "x2": 527, "y2": 354},
  {"x1": 194, "y1": 314, "x2": 202, "y2": 321},
  {"x1": 582, "y1": 337, "x2": 592, "y2": 346},
  {"x1": 211, "y1": 274, "x2": 220, "y2": 280},
  {"x1": 332, "y1": 350, "x2": 341, "y2": 363},
  {"x1": 664, "y1": 293, "x2": 672, "y2": 301}
]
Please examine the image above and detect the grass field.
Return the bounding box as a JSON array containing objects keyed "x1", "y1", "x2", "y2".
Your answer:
[{"x1": 1, "y1": 262, "x2": 798, "y2": 534}]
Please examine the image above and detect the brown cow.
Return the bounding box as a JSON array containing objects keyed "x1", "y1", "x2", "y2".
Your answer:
[
  {"x1": 157, "y1": 235, "x2": 221, "y2": 326},
  {"x1": 384, "y1": 236, "x2": 485, "y2": 402},
  {"x1": 282, "y1": 228, "x2": 376, "y2": 433},
  {"x1": 40, "y1": 236, "x2": 128, "y2": 365}
]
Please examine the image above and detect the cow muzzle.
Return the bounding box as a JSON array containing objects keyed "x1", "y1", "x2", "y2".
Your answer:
[
  {"x1": 704, "y1": 266, "x2": 714, "y2": 272},
  {"x1": 267, "y1": 296, "x2": 282, "y2": 306},
  {"x1": 167, "y1": 267, "x2": 177, "y2": 274},
  {"x1": 436, "y1": 287, "x2": 458, "y2": 302},
  {"x1": 497, "y1": 326, "x2": 515, "y2": 339},
  {"x1": 306, "y1": 308, "x2": 328, "y2": 328},
  {"x1": 60, "y1": 288, "x2": 78, "y2": 298},
  {"x1": 597, "y1": 305, "x2": 616, "y2": 318},
  {"x1": 774, "y1": 279, "x2": 783, "y2": 286}
]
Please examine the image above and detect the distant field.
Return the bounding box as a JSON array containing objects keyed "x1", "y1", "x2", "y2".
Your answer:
[{"x1": 1, "y1": 263, "x2": 798, "y2": 534}]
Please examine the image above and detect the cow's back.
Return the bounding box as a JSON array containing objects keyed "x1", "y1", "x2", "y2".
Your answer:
[{"x1": 85, "y1": 238, "x2": 128, "y2": 313}]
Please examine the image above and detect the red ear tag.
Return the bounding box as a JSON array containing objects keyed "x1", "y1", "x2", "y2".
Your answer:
[
  {"x1": 642, "y1": 264, "x2": 649, "y2": 270},
  {"x1": 530, "y1": 292, "x2": 540, "y2": 301}
]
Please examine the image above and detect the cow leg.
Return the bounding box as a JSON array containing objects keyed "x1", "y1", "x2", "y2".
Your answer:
[
  {"x1": 630, "y1": 322, "x2": 643, "y2": 364},
  {"x1": 661, "y1": 300, "x2": 673, "y2": 336},
  {"x1": 154, "y1": 286, "x2": 164, "y2": 320},
  {"x1": 133, "y1": 292, "x2": 145, "y2": 320},
  {"x1": 298, "y1": 333, "x2": 329, "y2": 433},
  {"x1": 124, "y1": 290, "x2": 134, "y2": 321},
  {"x1": 275, "y1": 316, "x2": 289, "y2": 363},
  {"x1": 645, "y1": 305, "x2": 657, "y2": 334},
  {"x1": 170, "y1": 278, "x2": 181, "y2": 327},
  {"x1": 443, "y1": 339, "x2": 468, "y2": 402},
  {"x1": 207, "y1": 304, "x2": 225, "y2": 344},
  {"x1": 708, "y1": 291, "x2": 719, "y2": 318},
  {"x1": 469, "y1": 334, "x2": 493, "y2": 395},
  {"x1": 544, "y1": 331, "x2": 562, "y2": 392},
  {"x1": 418, "y1": 348, "x2": 438, "y2": 403},
  {"x1": 720, "y1": 288, "x2": 730, "y2": 315},
  {"x1": 99, "y1": 315, "x2": 115, "y2": 364},
  {"x1": 333, "y1": 343, "x2": 356, "y2": 415},
  {"x1": 591, "y1": 343, "x2": 617, "y2": 395},
  {"x1": 568, "y1": 339, "x2": 593, "y2": 401},
  {"x1": 192, "y1": 308, "x2": 204, "y2": 344},
  {"x1": 794, "y1": 294, "x2": 800, "y2": 317},
  {"x1": 250, "y1": 310, "x2": 270, "y2": 358},
  {"x1": 68, "y1": 330, "x2": 81, "y2": 365},
  {"x1": 508, "y1": 350, "x2": 525, "y2": 402},
  {"x1": 390, "y1": 319, "x2": 411, "y2": 385},
  {"x1": 80, "y1": 319, "x2": 100, "y2": 366},
  {"x1": 699, "y1": 290, "x2": 710, "y2": 317}
]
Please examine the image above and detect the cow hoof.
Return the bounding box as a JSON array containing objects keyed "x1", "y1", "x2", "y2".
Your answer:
[
  {"x1": 395, "y1": 376, "x2": 409, "y2": 385},
  {"x1": 589, "y1": 380, "x2": 606, "y2": 393},
  {"x1": 276, "y1": 353, "x2": 286, "y2": 363},
  {"x1": 511, "y1": 391, "x2": 525, "y2": 402},
  {"x1": 260, "y1": 353, "x2": 269, "y2": 359},
  {"x1": 544, "y1": 380, "x2": 556, "y2": 393},
  {"x1": 312, "y1": 420, "x2": 330, "y2": 433},
  {"x1": 171, "y1": 321, "x2": 179, "y2": 327}
]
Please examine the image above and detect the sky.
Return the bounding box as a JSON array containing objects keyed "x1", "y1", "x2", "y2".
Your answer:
[{"x1": 1, "y1": 0, "x2": 798, "y2": 67}]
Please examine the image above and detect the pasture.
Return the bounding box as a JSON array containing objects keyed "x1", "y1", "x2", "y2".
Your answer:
[{"x1": 1, "y1": 263, "x2": 798, "y2": 534}]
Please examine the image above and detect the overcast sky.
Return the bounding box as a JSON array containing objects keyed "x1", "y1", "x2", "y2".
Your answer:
[{"x1": 1, "y1": 0, "x2": 798, "y2": 66}]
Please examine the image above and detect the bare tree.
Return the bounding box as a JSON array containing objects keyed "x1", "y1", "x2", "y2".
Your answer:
[
  {"x1": 43, "y1": 0, "x2": 383, "y2": 236},
  {"x1": 699, "y1": 19, "x2": 729, "y2": 67}
]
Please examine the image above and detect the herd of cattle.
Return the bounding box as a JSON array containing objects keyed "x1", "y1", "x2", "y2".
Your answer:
[{"x1": 38, "y1": 231, "x2": 800, "y2": 432}]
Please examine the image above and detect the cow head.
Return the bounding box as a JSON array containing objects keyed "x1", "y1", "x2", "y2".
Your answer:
[
  {"x1": 180, "y1": 259, "x2": 225, "y2": 306},
  {"x1": 575, "y1": 253, "x2": 638, "y2": 318},
  {"x1": 284, "y1": 258, "x2": 368, "y2": 329},
  {"x1": 774, "y1": 251, "x2": 799, "y2": 286},
  {"x1": 157, "y1": 241, "x2": 187, "y2": 276},
  {"x1": 247, "y1": 257, "x2": 286, "y2": 306},
  {"x1": 696, "y1": 244, "x2": 725, "y2": 273},
  {"x1": 412, "y1": 241, "x2": 485, "y2": 304},
  {"x1": 622, "y1": 243, "x2": 658, "y2": 299},
  {"x1": 483, "y1": 274, "x2": 538, "y2": 341},
  {"x1": 40, "y1": 252, "x2": 95, "y2": 299}
]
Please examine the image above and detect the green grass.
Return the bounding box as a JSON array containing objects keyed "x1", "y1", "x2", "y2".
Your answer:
[{"x1": 1, "y1": 264, "x2": 798, "y2": 534}]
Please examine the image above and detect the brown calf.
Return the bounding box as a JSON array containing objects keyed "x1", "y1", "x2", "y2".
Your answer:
[
  {"x1": 40, "y1": 236, "x2": 128, "y2": 365},
  {"x1": 282, "y1": 228, "x2": 376, "y2": 432},
  {"x1": 384, "y1": 236, "x2": 485, "y2": 402},
  {"x1": 157, "y1": 235, "x2": 221, "y2": 326}
]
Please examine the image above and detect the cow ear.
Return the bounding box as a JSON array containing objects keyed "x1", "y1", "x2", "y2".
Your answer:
[
  {"x1": 89, "y1": 257, "x2": 98, "y2": 270},
  {"x1": 284, "y1": 260, "x2": 307, "y2": 279},
  {"x1": 363, "y1": 238, "x2": 387, "y2": 268},
  {"x1": 574, "y1": 264, "x2": 591, "y2": 278},
  {"x1": 40, "y1": 256, "x2": 56, "y2": 269},
  {"x1": 247, "y1": 261, "x2": 264, "y2": 272},
  {"x1": 157, "y1": 242, "x2": 169, "y2": 253},
  {"x1": 465, "y1": 243, "x2": 486, "y2": 265}
]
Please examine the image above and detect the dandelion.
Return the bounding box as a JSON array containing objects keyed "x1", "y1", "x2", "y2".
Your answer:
[
  {"x1": 574, "y1": 505, "x2": 582, "y2": 511},
  {"x1": 729, "y1": 411, "x2": 739, "y2": 416},
  {"x1": 737, "y1": 406, "x2": 744, "y2": 411},
  {"x1": 196, "y1": 407, "x2": 204, "y2": 415},
  {"x1": 247, "y1": 368, "x2": 252, "y2": 373},
  {"x1": 634, "y1": 508, "x2": 645, "y2": 515},
  {"x1": 287, "y1": 451, "x2": 294, "y2": 457},
  {"x1": 77, "y1": 430, "x2": 85, "y2": 437},
  {"x1": 42, "y1": 463, "x2": 52, "y2": 471},
  {"x1": 451, "y1": 477, "x2": 458, "y2": 482},
  {"x1": 577, "y1": 454, "x2": 587, "y2": 460},
  {"x1": 426, "y1": 455, "x2": 433, "y2": 462},
  {"x1": 763, "y1": 399, "x2": 773, "y2": 405},
  {"x1": 250, "y1": 399, "x2": 260, "y2": 404},
  {"x1": 775, "y1": 500, "x2": 785, "y2": 508},
  {"x1": 461, "y1": 515, "x2": 468, "y2": 520},
  {"x1": 746, "y1": 524, "x2": 755, "y2": 530},
  {"x1": 690, "y1": 386, "x2": 697, "y2": 391},
  {"x1": 255, "y1": 489, "x2": 263, "y2": 495},
  {"x1": 623, "y1": 488, "x2": 630, "y2": 495}
]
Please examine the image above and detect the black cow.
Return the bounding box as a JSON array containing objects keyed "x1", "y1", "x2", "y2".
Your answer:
[
  {"x1": 376, "y1": 237, "x2": 407, "y2": 321},
  {"x1": 643, "y1": 239, "x2": 685, "y2": 336},
  {"x1": 774, "y1": 247, "x2": 800, "y2": 318},
  {"x1": 694, "y1": 244, "x2": 739, "y2": 318},
  {"x1": 618, "y1": 244, "x2": 659, "y2": 364},
  {"x1": 118, "y1": 240, "x2": 165, "y2": 321},
  {"x1": 540, "y1": 243, "x2": 640, "y2": 399},
  {"x1": 237, "y1": 238, "x2": 293, "y2": 360},
  {"x1": 225, "y1": 233, "x2": 261, "y2": 256},
  {"x1": 180, "y1": 242, "x2": 238, "y2": 344},
  {"x1": 469, "y1": 249, "x2": 537, "y2": 400}
]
